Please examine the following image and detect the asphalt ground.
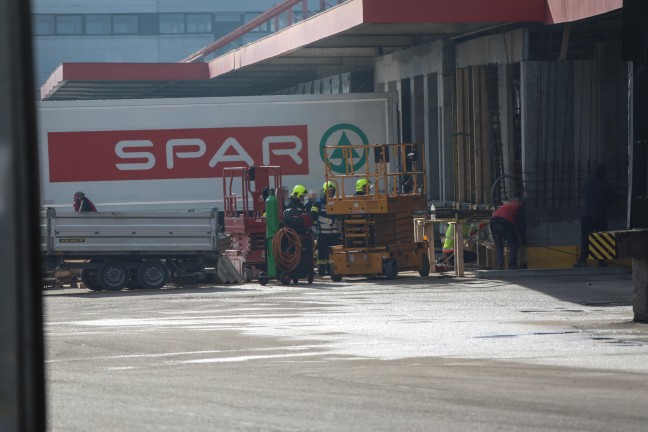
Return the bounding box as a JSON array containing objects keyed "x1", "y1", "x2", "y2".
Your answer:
[{"x1": 43, "y1": 272, "x2": 648, "y2": 431}]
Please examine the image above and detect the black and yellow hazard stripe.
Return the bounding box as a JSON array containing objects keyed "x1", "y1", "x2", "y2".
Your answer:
[{"x1": 588, "y1": 232, "x2": 616, "y2": 260}]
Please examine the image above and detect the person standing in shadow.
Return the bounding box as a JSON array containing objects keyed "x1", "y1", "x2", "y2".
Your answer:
[{"x1": 573, "y1": 164, "x2": 615, "y2": 268}]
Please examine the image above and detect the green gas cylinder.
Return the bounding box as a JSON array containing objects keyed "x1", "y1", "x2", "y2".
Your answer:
[{"x1": 265, "y1": 188, "x2": 279, "y2": 277}]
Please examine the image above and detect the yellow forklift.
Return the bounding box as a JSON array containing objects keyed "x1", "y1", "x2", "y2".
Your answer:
[{"x1": 323, "y1": 142, "x2": 430, "y2": 281}]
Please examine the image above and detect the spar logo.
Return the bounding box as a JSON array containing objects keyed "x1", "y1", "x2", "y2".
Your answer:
[
  {"x1": 48, "y1": 126, "x2": 308, "y2": 182},
  {"x1": 319, "y1": 124, "x2": 370, "y2": 174}
]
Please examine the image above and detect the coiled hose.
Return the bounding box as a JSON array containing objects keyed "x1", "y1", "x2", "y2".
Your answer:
[{"x1": 272, "y1": 227, "x2": 302, "y2": 272}]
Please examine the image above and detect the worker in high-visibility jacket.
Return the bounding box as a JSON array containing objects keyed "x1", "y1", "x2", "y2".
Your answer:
[
  {"x1": 442, "y1": 222, "x2": 480, "y2": 266},
  {"x1": 311, "y1": 181, "x2": 342, "y2": 276}
]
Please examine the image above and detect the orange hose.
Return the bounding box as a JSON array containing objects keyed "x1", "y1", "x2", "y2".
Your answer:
[{"x1": 272, "y1": 227, "x2": 302, "y2": 272}]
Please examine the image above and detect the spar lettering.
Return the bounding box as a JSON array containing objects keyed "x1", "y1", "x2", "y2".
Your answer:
[
  {"x1": 58, "y1": 238, "x2": 85, "y2": 243},
  {"x1": 115, "y1": 135, "x2": 303, "y2": 171}
]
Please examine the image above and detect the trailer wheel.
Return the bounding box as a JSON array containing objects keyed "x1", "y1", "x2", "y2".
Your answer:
[
  {"x1": 419, "y1": 254, "x2": 430, "y2": 277},
  {"x1": 258, "y1": 272, "x2": 269, "y2": 286},
  {"x1": 137, "y1": 259, "x2": 170, "y2": 289},
  {"x1": 98, "y1": 260, "x2": 129, "y2": 291},
  {"x1": 242, "y1": 266, "x2": 253, "y2": 283},
  {"x1": 329, "y1": 265, "x2": 342, "y2": 282},
  {"x1": 383, "y1": 259, "x2": 398, "y2": 280},
  {"x1": 80, "y1": 269, "x2": 101, "y2": 291},
  {"x1": 280, "y1": 271, "x2": 292, "y2": 285}
]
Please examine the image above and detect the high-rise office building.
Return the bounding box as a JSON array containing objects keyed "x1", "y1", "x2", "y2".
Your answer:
[{"x1": 31, "y1": 0, "x2": 290, "y2": 89}]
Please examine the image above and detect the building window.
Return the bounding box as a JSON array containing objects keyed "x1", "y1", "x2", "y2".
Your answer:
[
  {"x1": 113, "y1": 14, "x2": 138, "y2": 35},
  {"x1": 186, "y1": 14, "x2": 212, "y2": 34},
  {"x1": 213, "y1": 14, "x2": 242, "y2": 38},
  {"x1": 56, "y1": 15, "x2": 82, "y2": 35},
  {"x1": 160, "y1": 13, "x2": 185, "y2": 34},
  {"x1": 85, "y1": 15, "x2": 111, "y2": 35},
  {"x1": 33, "y1": 11, "x2": 247, "y2": 37},
  {"x1": 34, "y1": 15, "x2": 55, "y2": 35}
]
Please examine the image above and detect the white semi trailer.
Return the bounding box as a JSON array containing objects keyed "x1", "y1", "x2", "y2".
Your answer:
[{"x1": 37, "y1": 93, "x2": 398, "y2": 212}]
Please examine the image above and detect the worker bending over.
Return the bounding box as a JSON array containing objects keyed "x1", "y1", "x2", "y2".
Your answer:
[{"x1": 489, "y1": 198, "x2": 526, "y2": 270}]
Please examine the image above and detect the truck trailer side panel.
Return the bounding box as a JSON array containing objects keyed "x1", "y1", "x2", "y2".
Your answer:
[{"x1": 37, "y1": 93, "x2": 397, "y2": 212}]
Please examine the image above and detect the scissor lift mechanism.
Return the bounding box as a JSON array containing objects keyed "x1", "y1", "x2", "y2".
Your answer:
[
  {"x1": 223, "y1": 166, "x2": 282, "y2": 282},
  {"x1": 324, "y1": 143, "x2": 430, "y2": 280}
]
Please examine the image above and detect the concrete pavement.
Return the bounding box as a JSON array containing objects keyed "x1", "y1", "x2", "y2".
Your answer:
[{"x1": 43, "y1": 272, "x2": 648, "y2": 431}]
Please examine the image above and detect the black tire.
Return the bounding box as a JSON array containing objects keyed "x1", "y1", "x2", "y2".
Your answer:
[
  {"x1": 307, "y1": 271, "x2": 314, "y2": 284},
  {"x1": 280, "y1": 271, "x2": 292, "y2": 285},
  {"x1": 80, "y1": 268, "x2": 101, "y2": 291},
  {"x1": 137, "y1": 259, "x2": 170, "y2": 289},
  {"x1": 97, "y1": 260, "x2": 129, "y2": 291},
  {"x1": 419, "y1": 254, "x2": 431, "y2": 277},
  {"x1": 258, "y1": 272, "x2": 268, "y2": 286},
  {"x1": 383, "y1": 259, "x2": 398, "y2": 280},
  {"x1": 242, "y1": 267, "x2": 253, "y2": 283},
  {"x1": 330, "y1": 265, "x2": 342, "y2": 282}
]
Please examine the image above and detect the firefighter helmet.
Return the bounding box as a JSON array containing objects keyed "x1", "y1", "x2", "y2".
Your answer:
[
  {"x1": 291, "y1": 184, "x2": 307, "y2": 199},
  {"x1": 355, "y1": 178, "x2": 371, "y2": 192},
  {"x1": 322, "y1": 181, "x2": 336, "y2": 193}
]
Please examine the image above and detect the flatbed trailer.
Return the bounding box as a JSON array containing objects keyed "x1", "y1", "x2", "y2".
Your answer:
[{"x1": 41, "y1": 207, "x2": 224, "y2": 291}]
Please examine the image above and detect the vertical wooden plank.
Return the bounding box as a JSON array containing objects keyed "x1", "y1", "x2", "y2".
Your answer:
[
  {"x1": 461, "y1": 69, "x2": 468, "y2": 203},
  {"x1": 414, "y1": 75, "x2": 425, "y2": 145},
  {"x1": 471, "y1": 67, "x2": 481, "y2": 204},
  {"x1": 454, "y1": 222, "x2": 465, "y2": 277},
  {"x1": 477, "y1": 67, "x2": 484, "y2": 205},
  {"x1": 464, "y1": 68, "x2": 473, "y2": 203},
  {"x1": 441, "y1": 41, "x2": 456, "y2": 202},
  {"x1": 455, "y1": 68, "x2": 465, "y2": 202},
  {"x1": 427, "y1": 72, "x2": 440, "y2": 200},
  {"x1": 479, "y1": 66, "x2": 490, "y2": 205}
]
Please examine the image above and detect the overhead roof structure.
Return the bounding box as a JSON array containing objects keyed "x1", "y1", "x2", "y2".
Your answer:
[{"x1": 40, "y1": 0, "x2": 621, "y2": 101}]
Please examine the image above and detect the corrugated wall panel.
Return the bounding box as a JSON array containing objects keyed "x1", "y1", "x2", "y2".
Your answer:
[{"x1": 522, "y1": 60, "x2": 626, "y2": 209}]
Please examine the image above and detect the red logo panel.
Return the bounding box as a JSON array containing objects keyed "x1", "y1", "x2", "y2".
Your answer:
[{"x1": 48, "y1": 126, "x2": 309, "y2": 182}]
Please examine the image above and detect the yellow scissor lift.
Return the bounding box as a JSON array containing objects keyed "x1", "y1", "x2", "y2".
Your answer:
[{"x1": 323, "y1": 142, "x2": 430, "y2": 281}]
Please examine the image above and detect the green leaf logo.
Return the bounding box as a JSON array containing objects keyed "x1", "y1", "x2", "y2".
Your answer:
[{"x1": 319, "y1": 124, "x2": 369, "y2": 174}]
